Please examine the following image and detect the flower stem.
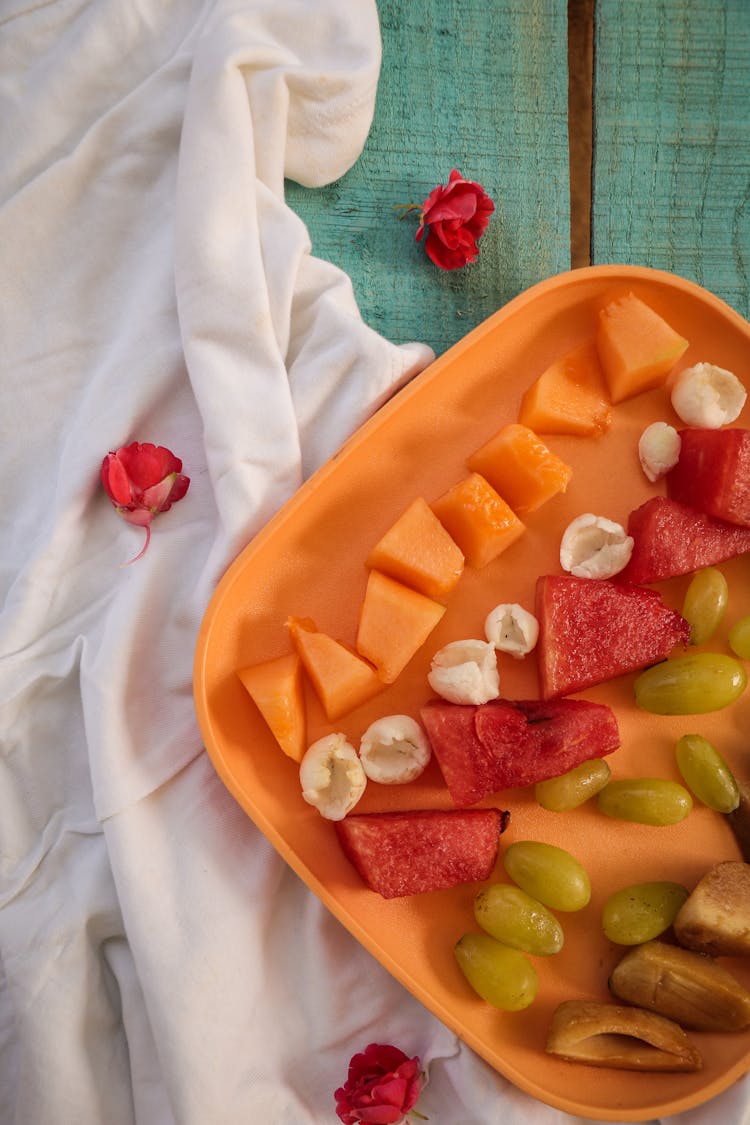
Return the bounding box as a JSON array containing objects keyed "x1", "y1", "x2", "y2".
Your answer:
[
  {"x1": 392, "y1": 203, "x2": 421, "y2": 220},
  {"x1": 120, "y1": 523, "x2": 151, "y2": 567}
]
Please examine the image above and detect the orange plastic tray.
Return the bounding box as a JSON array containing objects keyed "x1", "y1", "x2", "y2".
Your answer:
[{"x1": 194, "y1": 266, "x2": 750, "y2": 1121}]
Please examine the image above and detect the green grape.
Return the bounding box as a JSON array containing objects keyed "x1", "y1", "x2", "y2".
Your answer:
[
  {"x1": 503, "y1": 841, "x2": 591, "y2": 912},
  {"x1": 729, "y1": 614, "x2": 750, "y2": 659},
  {"x1": 634, "y1": 653, "x2": 747, "y2": 714},
  {"x1": 535, "y1": 759, "x2": 611, "y2": 811},
  {"x1": 681, "y1": 566, "x2": 728, "y2": 645},
  {"x1": 474, "y1": 883, "x2": 564, "y2": 956},
  {"x1": 596, "y1": 778, "x2": 693, "y2": 825},
  {"x1": 675, "y1": 733, "x2": 740, "y2": 812},
  {"x1": 602, "y1": 881, "x2": 689, "y2": 944},
  {"x1": 454, "y1": 932, "x2": 538, "y2": 1011}
]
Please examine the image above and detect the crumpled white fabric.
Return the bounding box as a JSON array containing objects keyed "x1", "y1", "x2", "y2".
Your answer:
[{"x1": 1, "y1": 2, "x2": 748, "y2": 1124}]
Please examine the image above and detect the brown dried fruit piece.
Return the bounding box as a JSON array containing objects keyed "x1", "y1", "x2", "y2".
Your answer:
[
  {"x1": 725, "y1": 783, "x2": 750, "y2": 863},
  {"x1": 673, "y1": 860, "x2": 750, "y2": 957},
  {"x1": 546, "y1": 999, "x2": 701, "y2": 1072},
  {"x1": 609, "y1": 940, "x2": 750, "y2": 1032}
]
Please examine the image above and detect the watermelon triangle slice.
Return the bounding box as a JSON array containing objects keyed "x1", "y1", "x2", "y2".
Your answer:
[
  {"x1": 667, "y1": 427, "x2": 750, "y2": 527},
  {"x1": 420, "y1": 697, "x2": 619, "y2": 805},
  {"x1": 335, "y1": 807, "x2": 509, "y2": 898},
  {"x1": 618, "y1": 496, "x2": 750, "y2": 585},
  {"x1": 536, "y1": 574, "x2": 690, "y2": 699}
]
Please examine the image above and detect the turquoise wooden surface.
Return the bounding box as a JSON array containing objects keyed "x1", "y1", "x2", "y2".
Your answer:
[
  {"x1": 287, "y1": 1, "x2": 749, "y2": 356},
  {"x1": 592, "y1": 0, "x2": 750, "y2": 318},
  {"x1": 285, "y1": 0, "x2": 571, "y2": 357}
]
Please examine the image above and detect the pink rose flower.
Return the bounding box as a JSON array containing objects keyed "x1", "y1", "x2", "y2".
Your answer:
[
  {"x1": 101, "y1": 441, "x2": 190, "y2": 563},
  {"x1": 334, "y1": 1043, "x2": 423, "y2": 1125},
  {"x1": 415, "y1": 168, "x2": 494, "y2": 270}
]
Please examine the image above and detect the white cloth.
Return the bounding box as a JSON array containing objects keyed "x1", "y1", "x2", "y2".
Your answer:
[{"x1": 1, "y1": 2, "x2": 748, "y2": 1123}]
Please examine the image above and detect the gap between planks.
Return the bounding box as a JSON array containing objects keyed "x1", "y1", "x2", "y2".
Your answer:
[{"x1": 568, "y1": 0, "x2": 595, "y2": 268}]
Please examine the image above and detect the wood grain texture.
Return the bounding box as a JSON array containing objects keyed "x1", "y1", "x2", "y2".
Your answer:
[
  {"x1": 591, "y1": 0, "x2": 750, "y2": 317},
  {"x1": 285, "y1": 0, "x2": 571, "y2": 357}
]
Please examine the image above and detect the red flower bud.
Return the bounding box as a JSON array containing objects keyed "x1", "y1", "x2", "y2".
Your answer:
[
  {"x1": 101, "y1": 441, "x2": 190, "y2": 563},
  {"x1": 415, "y1": 169, "x2": 494, "y2": 270},
  {"x1": 334, "y1": 1043, "x2": 423, "y2": 1125}
]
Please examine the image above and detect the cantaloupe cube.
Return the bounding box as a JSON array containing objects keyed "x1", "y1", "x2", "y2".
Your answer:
[
  {"x1": 366, "y1": 496, "x2": 465, "y2": 599},
  {"x1": 355, "y1": 570, "x2": 446, "y2": 683},
  {"x1": 596, "y1": 292, "x2": 689, "y2": 404},
  {"x1": 286, "y1": 616, "x2": 383, "y2": 721},
  {"x1": 237, "y1": 652, "x2": 306, "y2": 762},
  {"x1": 431, "y1": 473, "x2": 526, "y2": 568},
  {"x1": 466, "y1": 423, "x2": 573, "y2": 515},
  {"x1": 518, "y1": 341, "x2": 612, "y2": 436}
]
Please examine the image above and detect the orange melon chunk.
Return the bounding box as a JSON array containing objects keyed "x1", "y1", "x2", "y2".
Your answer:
[
  {"x1": 431, "y1": 473, "x2": 526, "y2": 568},
  {"x1": 596, "y1": 292, "x2": 689, "y2": 404},
  {"x1": 366, "y1": 496, "x2": 465, "y2": 599},
  {"x1": 237, "y1": 652, "x2": 306, "y2": 762},
  {"x1": 355, "y1": 570, "x2": 446, "y2": 683},
  {"x1": 518, "y1": 340, "x2": 612, "y2": 436},
  {"x1": 286, "y1": 616, "x2": 383, "y2": 721},
  {"x1": 467, "y1": 423, "x2": 573, "y2": 515}
]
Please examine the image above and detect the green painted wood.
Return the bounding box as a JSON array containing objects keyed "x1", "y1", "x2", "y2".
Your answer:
[
  {"x1": 592, "y1": 0, "x2": 750, "y2": 317},
  {"x1": 285, "y1": 0, "x2": 571, "y2": 357}
]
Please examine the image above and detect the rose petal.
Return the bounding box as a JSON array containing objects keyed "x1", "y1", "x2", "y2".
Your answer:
[
  {"x1": 419, "y1": 181, "x2": 448, "y2": 216},
  {"x1": 101, "y1": 453, "x2": 135, "y2": 508},
  {"x1": 140, "y1": 472, "x2": 188, "y2": 513},
  {"x1": 423, "y1": 186, "x2": 478, "y2": 225},
  {"x1": 371, "y1": 1077, "x2": 408, "y2": 1108},
  {"x1": 350, "y1": 1044, "x2": 410, "y2": 1078},
  {"x1": 117, "y1": 442, "x2": 183, "y2": 491},
  {"x1": 424, "y1": 229, "x2": 479, "y2": 269},
  {"x1": 430, "y1": 220, "x2": 476, "y2": 251},
  {"x1": 117, "y1": 508, "x2": 153, "y2": 528},
  {"x1": 354, "y1": 1106, "x2": 406, "y2": 1124},
  {"x1": 165, "y1": 471, "x2": 190, "y2": 506}
]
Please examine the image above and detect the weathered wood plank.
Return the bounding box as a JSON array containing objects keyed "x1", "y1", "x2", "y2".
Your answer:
[
  {"x1": 286, "y1": 0, "x2": 571, "y2": 357},
  {"x1": 592, "y1": 0, "x2": 750, "y2": 317}
]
